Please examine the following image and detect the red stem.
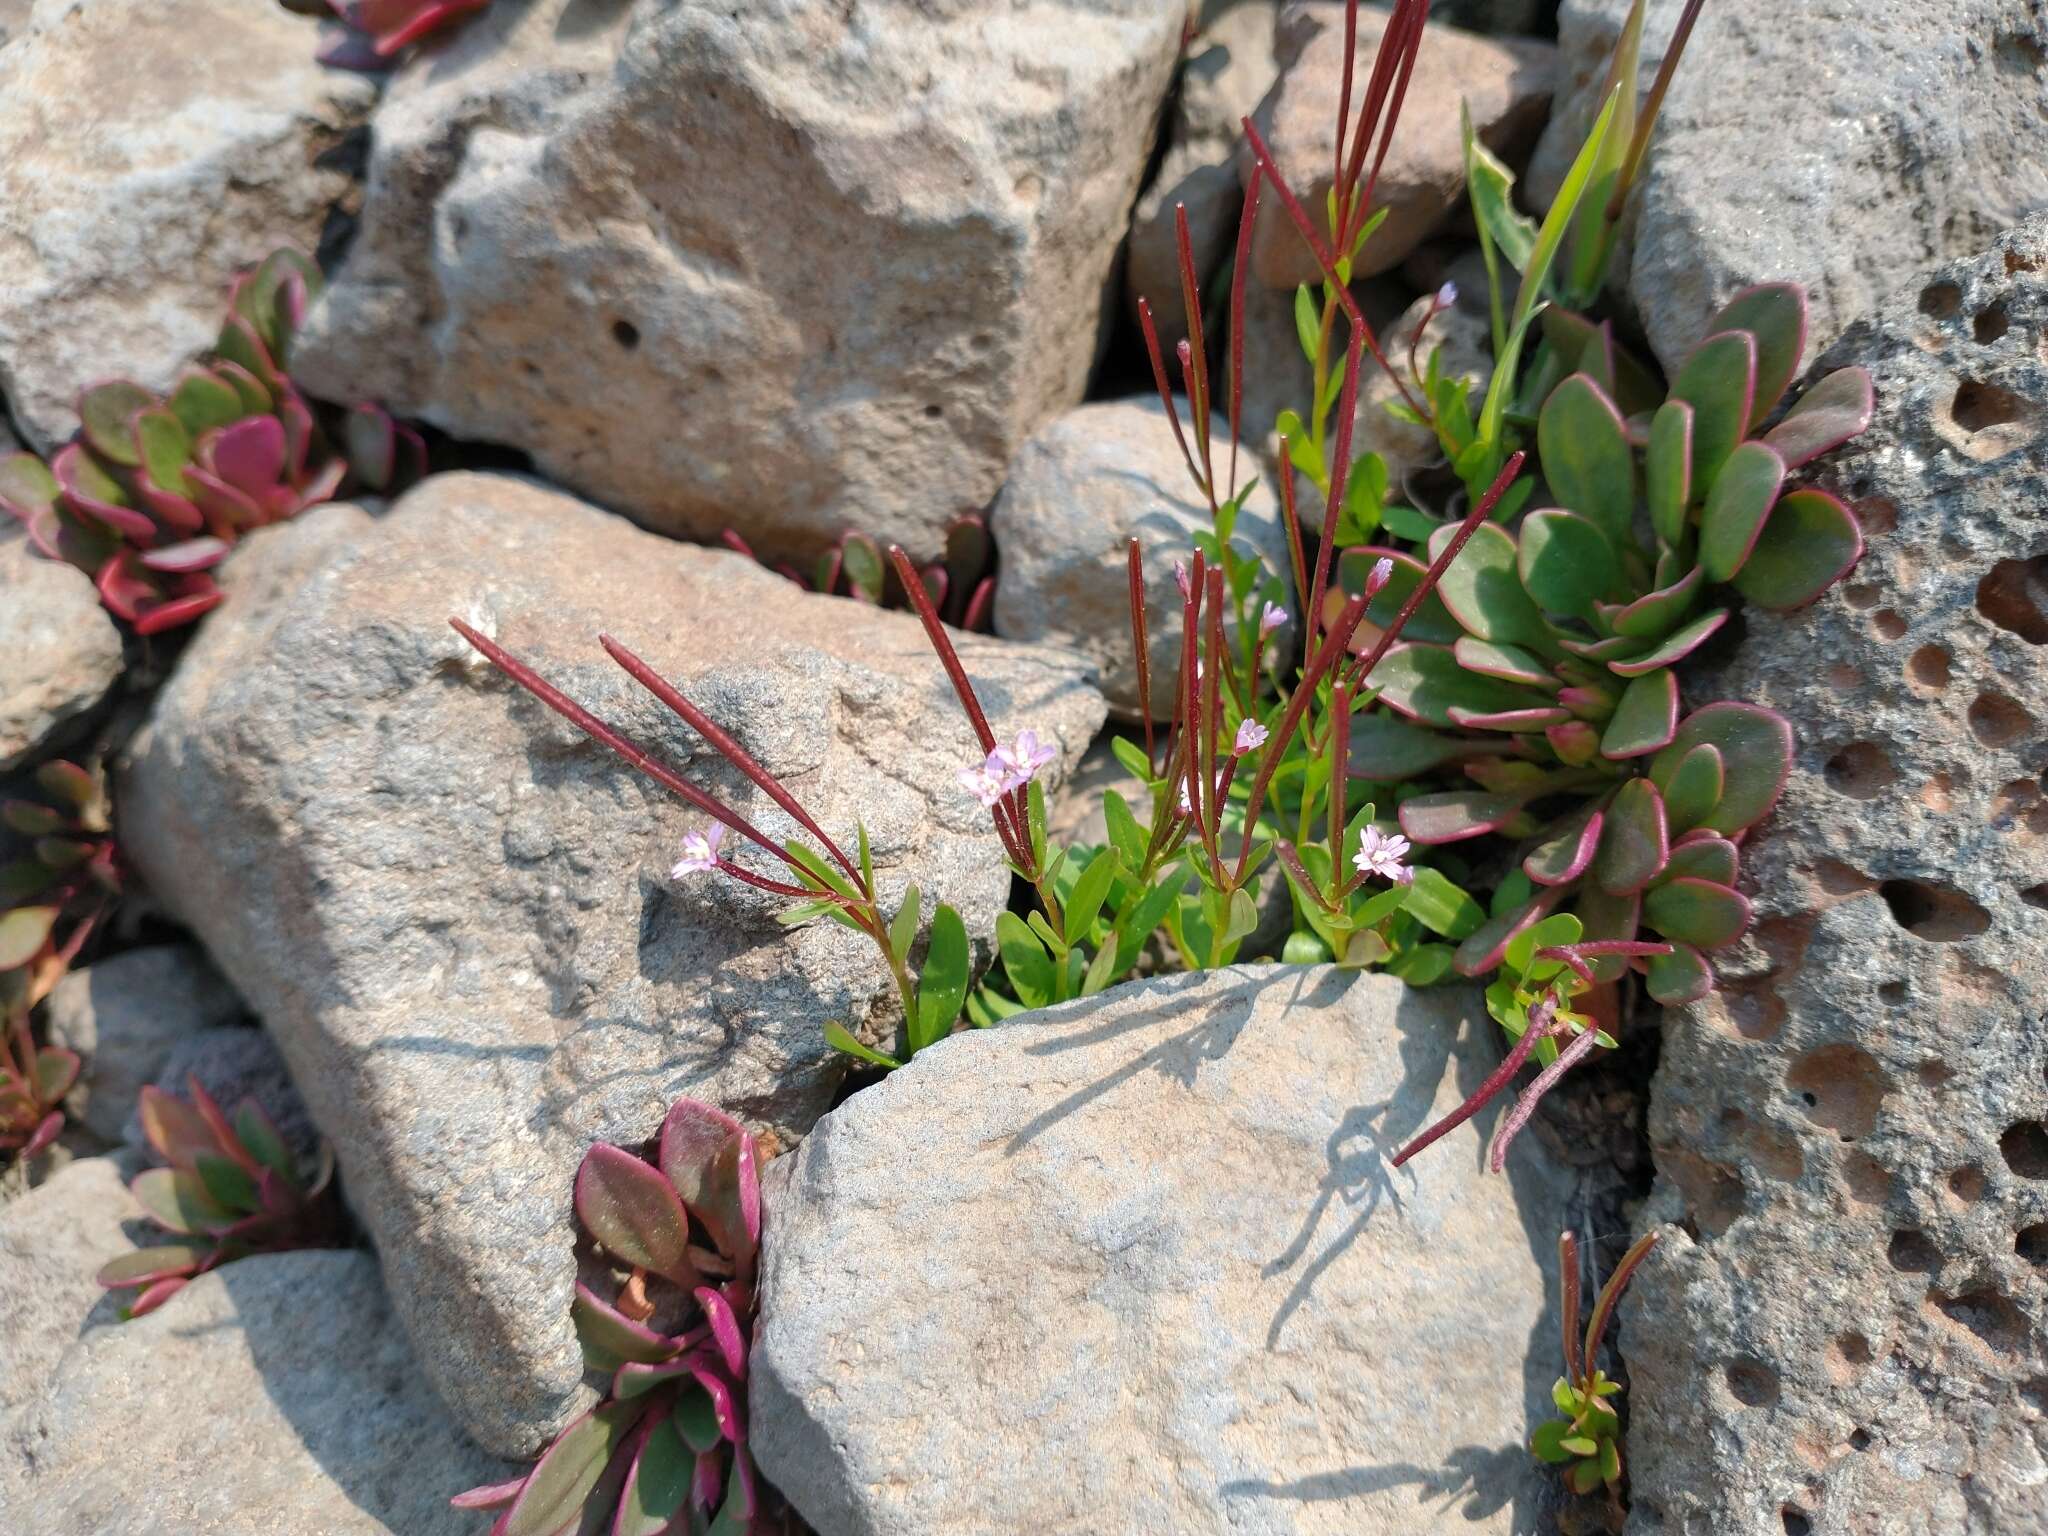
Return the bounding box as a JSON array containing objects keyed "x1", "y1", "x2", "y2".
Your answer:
[
  {"x1": 1559, "y1": 1231, "x2": 1585, "y2": 1385},
  {"x1": 1228, "y1": 166, "x2": 1262, "y2": 498},
  {"x1": 1489, "y1": 1023, "x2": 1599, "y2": 1173},
  {"x1": 1128, "y1": 539, "x2": 1154, "y2": 766},
  {"x1": 1136, "y1": 298, "x2": 1204, "y2": 495},
  {"x1": 1391, "y1": 993, "x2": 1555, "y2": 1168}
]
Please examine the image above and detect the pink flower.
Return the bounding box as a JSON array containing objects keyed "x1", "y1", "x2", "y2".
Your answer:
[
  {"x1": 1259, "y1": 601, "x2": 1288, "y2": 638},
  {"x1": 1363, "y1": 556, "x2": 1395, "y2": 601},
  {"x1": 670, "y1": 822, "x2": 725, "y2": 878},
  {"x1": 1233, "y1": 719, "x2": 1268, "y2": 756},
  {"x1": 1435, "y1": 280, "x2": 1458, "y2": 310},
  {"x1": 993, "y1": 728, "x2": 1056, "y2": 787},
  {"x1": 958, "y1": 756, "x2": 1011, "y2": 809},
  {"x1": 1353, "y1": 825, "x2": 1414, "y2": 885}
]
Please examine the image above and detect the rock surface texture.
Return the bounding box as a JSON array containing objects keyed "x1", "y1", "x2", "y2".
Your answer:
[
  {"x1": 991, "y1": 397, "x2": 1292, "y2": 719},
  {"x1": 44, "y1": 944, "x2": 246, "y2": 1143},
  {"x1": 0, "y1": 0, "x2": 374, "y2": 451},
  {"x1": 0, "y1": 1156, "x2": 134, "y2": 1427},
  {"x1": 753, "y1": 965, "x2": 1576, "y2": 1535},
  {"x1": 292, "y1": 0, "x2": 1183, "y2": 566},
  {"x1": 119, "y1": 472, "x2": 1103, "y2": 1457},
  {"x1": 1243, "y1": 3, "x2": 1554, "y2": 286},
  {"x1": 0, "y1": 531, "x2": 122, "y2": 770},
  {"x1": 2, "y1": 1249, "x2": 513, "y2": 1536},
  {"x1": 1624, "y1": 221, "x2": 2048, "y2": 1534},
  {"x1": 1536, "y1": 0, "x2": 2048, "y2": 373}
]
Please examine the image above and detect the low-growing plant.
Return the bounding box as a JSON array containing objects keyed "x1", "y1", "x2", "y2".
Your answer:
[
  {"x1": 721, "y1": 513, "x2": 998, "y2": 632},
  {"x1": 288, "y1": 0, "x2": 491, "y2": 69},
  {"x1": 95, "y1": 1077, "x2": 342, "y2": 1316},
  {"x1": 0, "y1": 250, "x2": 423, "y2": 633},
  {"x1": 453, "y1": 1099, "x2": 773, "y2": 1535},
  {"x1": 1532, "y1": 1228, "x2": 1660, "y2": 1501}
]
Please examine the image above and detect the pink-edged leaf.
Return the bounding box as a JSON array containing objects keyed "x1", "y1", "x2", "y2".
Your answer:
[
  {"x1": 131, "y1": 584, "x2": 224, "y2": 634},
  {"x1": 1669, "y1": 330, "x2": 1757, "y2": 496},
  {"x1": 1661, "y1": 834, "x2": 1740, "y2": 887},
  {"x1": 1644, "y1": 877, "x2": 1752, "y2": 950},
  {"x1": 1707, "y1": 282, "x2": 1807, "y2": 427},
  {"x1": 52, "y1": 444, "x2": 156, "y2": 540},
  {"x1": 1732, "y1": 488, "x2": 1863, "y2": 611},
  {"x1": 1524, "y1": 811, "x2": 1604, "y2": 887},
  {"x1": 1607, "y1": 609, "x2": 1727, "y2": 677},
  {"x1": 660, "y1": 1101, "x2": 759, "y2": 1268},
  {"x1": 1698, "y1": 440, "x2": 1786, "y2": 582},
  {"x1": 1399, "y1": 790, "x2": 1523, "y2": 846},
  {"x1": 691, "y1": 1449, "x2": 725, "y2": 1513},
  {"x1": 1570, "y1": 882, "x2": 1642, "y2": 982},
  {"x1": 1451, "y1": 636, "x2": 1559, "y2": 690},
  {"x1": 1537, "y1": 373, "x2": 1636, "y2": 546},
  {"x1": 694, "y1": 1285, "x2": 747, "y2": 1378},
  {"x1": 284, "y1": 455, "x2": 348, "y2": 520},
  {"x1": 670, "y1": 1383, "x2": 723, "y2": 1455},
  {"x1": 77, "y1": 380, "x2": 155, "y2": 466},
  {"x1": 1453, "y1": 889, "x2": 1560, "y2": 976},
  {"x1": 1603, "y1": 564, "x2": 1703, "y2": 642},
  {"x1": 96, "y1": 1244, "x2": 210, "y2": 1290},
  {"x1": 1373, "y1": 642, "x2": 1553, "y2": 729},
  {"x1": 1649, "y1": 703, "x2": 1792, "y2": 836},
  {"x1": 1763, "y1": 366, "x2": 1874, "y2": 469},
  {"x1": 1447, "y1": 704, "x2": 1573, "y2": 732},
  {"x1": 277, "y1": 390, "x2": 316, "y2": 485},
  {"x1": 0, "y1": 451, "x2": 61, "y2": 520},
  {"x1": 0, "y1": 905, "x2": 58, "y2": 969},
  {"x1": 1518, "y1": 507, "x2": 1623, "y2": 621},
  {"x1": 501, "y1": 1398, "x2": 645, "y2": 1536},
  {"x1": 183, "y1": 466, "x2": 264, "y2": 539},
  {"x1": 576, "y1": 1142, "x2": 695, "y2": 1285},
  {"x1": 131, "y1": 1167, "x2": 237, "y2": 1236},
  {"x1": 1428, "y1": 520, "x2": 1552, "y2": 651},
  {"x1": 615, "y1": 1409, "x2": 694, "y2": 1536},
  {"x1": 689, "y1": 1357, "x2": 745, "y2": 1444},
  {"x1": 1646, "y1": 942, "x2": 1715, "y2": 1005},
  {"x1": 1348, "y1": 714, "x2": 1503, "y2": 780},
  {"x1": 573, "y1": 1283, "x2": 681, "y2": 1368},
  {"x1": 1593, "y1": 778, "x2": 1668, "y2": 895},
  {"x1": 708, "y1": 1447, "x2": 761, "y2": 1533},
  {"x1": 1558, "y1": 633, "x2": 1642, "y2": 663},
  {"x1": 614, "y1": 1354, "x2": 701, "y2": 1402},
  {"x1": 1645, "y1": 398, "x2": 1693, "y2": 547},
  {"x1": 125, "y1": 1275, "x2": 188, "y2": 1318},
  {"x1": 186, "y1": 1074, "x2": 264, "y2": 1177},
  {"x1": 134, "y1": 480, "x2": 205, "y2": 534},
  {"x1": 139, "y1": 536, "x2": 229, "y2": 573},
  {"x1": 1546, "y1": 719, "x2": 1602, "y2": 766},
  {"x1": 138, "y1": 1084, "x2": 218, "y2": 1170},
  {"x1": 23, "y1": 1109, "x2": 65, "y2": 1158},
  {"x1": 34, "y1": 1046, "x2": 81, "y2": 1101},
  {"x1": 201, "y1": 416, "x2": 288, "y2": 497},
  {"x1": 1336, "y1": 545, "x2": 1461, "y2": 645},
  {"x1": 450, "y1": 1476, "x2": 529, "y2": 1512},
  {"x1": 1600, "y1": 669, "x2": 1679, "y2": 759}
]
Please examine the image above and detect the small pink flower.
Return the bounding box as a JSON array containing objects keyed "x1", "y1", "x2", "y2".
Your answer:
[
  {"x1": 1353, "y1": 825, "x2": 1414, "y2": 885},
  {"x1": 1259, "y1": 601, "x2": 1288, "y2": 638},
  {"x1": 958, "y1": 756, "x2": 1010, "y2": 809},
  {"x1": 1233, "y1": 719, "x2": 1268, "y2": 756},
  {"x1": 1176, "y1": 779, "x2": 1193, "y2": 817},
  {"x1": 1363, "y1": 556, "x2": 1395, "y2": 601},
  {"x1": 670, "y1": 822, "x2": 725, "y2": 878},
  {"x1": 993, "y1": 728, "x2": 1056, "y2": 788},
  {"x1": 1435, "y1": 280, "x2": 1458, "y2": 310}
]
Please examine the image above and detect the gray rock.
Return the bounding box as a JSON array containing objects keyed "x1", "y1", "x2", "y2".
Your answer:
[
  {"x1": 990, "y1": 397, "x2": 1293, "y2": 720},
  {"x1": 753, "y1": 965, "x2": 1576, "y2": 1535},
  {"x1": 0, "y1": 0, "x2": 375, "y2": 452},
  {"x1": 0, "y1": 0, "x2": 30, "y2": 48},
  {"x1": 0, "y1": 1156, "x2": 134, "y2": 1427},
  {"x1": 2, "y1": 1249, "x2": 516, "y2": 1535},
  {"x1": 119, "y1": 471, "x2": 1104, "y2": 1457},
  {"x1": 1242, "y1": 3, "x2": 1555, "y2": 286},
  {"x1": 44, "y1": 944, "x2": 246, "y2": 1143},
  {"x1": 1623, "y1": 219, "x2": 2048, "y2": 1534},
  {"x1": 1127, "y1": 2, "x2": 1283, "y2": 353},
  {"x1": 1535, "y1": 0, "x2": 2048, "y2": 374},
  {"x1": 291, "y1": 0, "x2": 1183, "y2": 568},
  {"x1": 0, "y1": 530, "x2": 122, "y2": 770}
]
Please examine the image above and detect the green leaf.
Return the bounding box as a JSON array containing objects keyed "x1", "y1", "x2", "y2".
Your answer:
[
  {"x1": 131, "y1": 1167, "x2": 236, "y2": 1237},
  {"x1": 1645, "y1": 942, "x2": 1713, "y2": 1005},
  {"x1": 1644, "y1": 877, "x2": 1751, "y2": 950},
  {"x1": 1404, "y1": 867, "x2": 1485, "y2": 940},
  {"x1": 1283, "y1": 931, "x2": 1333, "y2": 964},
  {"x1": 1606, "y1": 565, "x2": 1702, "y2": 641},
  {"x1": 910, "y1": 903, "x2": 970, "y2": 1054},
  {"x1": 1537, "y1": 374, "x2": 1635, "y2": 545},
  {"x1": 1340, "y1": 547, "x2": 1460, "y2": 645},
  {"x1": 0, "y1": 452, "x2": 61, "y2": 518},
  {"x1": 1452, "y1": 636, "x2": 1557, "y2": 690},
  {"x1": 1220, "y1": 887, "x2": 1260, "y2": 948},
  {"x1": 1560, "y1": 1436, "x2": 1601, "y2": 1459},
  {"x1": 1648, "y1": 703, "x2": 1791, "y2": 836},
  {"x1": 888, "y1": 883, "x2": 920, "y2": 965},
  {"x1": 1552, "y1": 1376, "x2": 1579, "y2": 1416},
  {"x1": 1707, "y1": 282, "x2": 1806, "y2": 427},
  {"x1": 1063, "y1": 848, "x2": 1119, "y2": 947},
  {"x1": 616, "y1": 1412, "x2": 693, "y2": 1535},
  {"x1": 822, "y1": 1020, "x2": 902, "y2": 1070},
  {"x1": 840, "y1": 535, "x2": 885, "y2": 603},
  {"x1": 1293, "y1": 286, "x2": 1321, "y2": 364},
  {"x1": 503, "y1": 1399, "x2": 644, "y2": 1536},
  {"x1": 1080, "y1": 936, "x2": 1121, "y2": 996},
  {"x1": 1645, "y1": 398, "x2": 1694, "y2": 547},
  {"x1": 1670, "y1": 329, "x2": 1757, "y2": 497},
  {"x1": 1568, "y1": 1457, "x2": 1606, "y2": 1495},
  {"x1": 1531, "y1": 1419, "x2": 1575, "y2": 1464},
  {"x1": 1347, "y1": 713, "x2": 1499, "y2": 781},
  {"x1": 167, "y1": 370, "x2": 246, "y2": 436},
  {"x1": 1600, "y1": 669, "x2": 1679, "y2": 760},
  {"x1": 1102, "y1": 790, "x2": 1145, "y2": 870},
  {"x1": 1662, "y1": 835, "x2": 1739, "y2": 886},
  {"x1": 1732, "y1": 488, "x2": 1863, "y2": 611},
  {"x1": 1464, "y1": 107, "x2": 1538, "y2": 274},
  {"x1": 95, "y1": 1244, "x2": 208, "y2": 1289},
  {"x1": 1389, "y1": 943, "x2": 1455, "y2": 985},
  {"x1": 785, "y1": 842, "x2": 861, "y2": 905},
  {"x1": 1605, "y1": 608, "x2": 1727, "y2": 677},
  {"x1": 1518, "y1": 508, "x2": 1620, "y2": 621},
  {"x1": 1372, "y1": 644, "x2": 1550, "y2": 730},
  {"x1": 1116, "y1": 870, "x2": 1188, "y2": 975},
  {"x1": 1600, "y1": 1434, "x2": 1622, "y2": 1484},
  {"x1": 1503, "y1": 912, "x2": 1582, "y2": 979},
  {"x1": 195, "y1": 1152, "x2": 259, "y2": 1214},
  {"x1": 0, "y1": 905, "x2": 58, "y2": 969},
  {"x1": 572, "y1": 1289, "x2": 680, "y2": 1368},
  {"x1": 1698, "y1": 440, "x2": 1787, "y2": 582},
  {"x1": 79, "y1": 380, "x2": 155, "y2": 466},
  {"x1": 1109, "y1": 734, "x2": 1153, "y2": 784},
  {"x1": 133, "y1": 406, "x2": 194, "y2": 495},
  {"x1": 1660, "y1": 743, "x2": 1724, "y2": 835},
  {"x1": 1593, "y1": 778, "x2": 1668, "y2": 895},
  {"x1": 1429, "y1": 520, "x2": 1552, "y2": 652},
  {"x1": 1763, "y1": 366, "x2": 1874, "y2": 470},
  {"x1": 856, "y1": 821, "x2": 874, "y2": 895},
  {"x1": 574, "y1": 1144, "x2": 693, "y2": 1284},
  {"x1": 996, "y1": 911, "x2": 1054, "y2": 1009}
]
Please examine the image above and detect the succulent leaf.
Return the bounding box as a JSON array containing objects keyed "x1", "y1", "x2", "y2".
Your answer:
[
  {"x1": 1605, "y1": 564, "x2": 1702, "y2": 641},
  {"x1": 1399, "y1": 790, "x2": 1524, "y2": 846},
  {"x1": 1430, "y1": 521, "x2": 1552, "y2": 651},
  {"x1": 77, "y1": 380, "x2": 154, "y2": 466},
  {"x1": 131, "y1": 1167, "x2": 237, "y2": 1236},
  {"x1": 1592, "y1": 778, "x2": 1668, "y2": 895},
  {"x1": 1731, "y1": 488, "x2": 1863, "y2": 610},
  {"x1": 1374, "y1": 643, "x2": 1551, "y2": 728},
  {"x1": 1645, "y1": 942, "x2": 1714, "y2": 1004},
  {"x1": 1659, "y1": 743, "x2": 1726, "y2": 835},
  {"x1": 1644, "y1": 877, "x2": 1752, "y2": 950},
  {"x1": 1649, "y1": 703, "x2": 1792, "y2": 836},
  {"x1": 95, "y1": 1244, "x2": 209, "y2": 1289},
  {"x1": 0, "y1": 906, "x2": 57, "y2": 968},
  {"x1": 1662, "y1": 834, "x2": 1739, "y2": 886},
  {"x1": 575, "y1": 1143, "x2": 696, "y2": 1286},
  {"x1": 1537, "y1": 374, "x2": 1636, "y2": 545},
  {"x1": 1764, "y1": 367, "x2": 1875, "y2": 470},
  {"x1": 500, "y1": 1399, "x2": 645, "y2": 1536},
  {"x1": 1570, "y1": 882, "x2": 1642, "y2": 980},
  {"x1": 1338, "y1": 546, "x2": 1460, "y2": 644},
  {"x1": 1524, "y1": 811, "x2": 1604, "y2": 887},
  {"x1": 1517, "y1": 508, "x2": 1621, "y2": 621},
  {"x1": 1698, "y1": 440, "x2": 1787, "y2": 582},
  {"x1": 1452, "y1": 636, "x2": 1559, "y2": 689},
  {"x1": 1669, "y1": 330, "x2": 1757, "y2": 497},
  {"x1": 572, "y1": 1283, "x2": 679, "y2": 1370},
  {"x1": 1644, "y1": 398, "x2": 1693, "y2": 547},
  {"x1": 1606, "y1": 608, "x2": 1727, "y2": 676},
  {"x1": 1600, "y1": 669, "x2": 1679, "y2": 759},
  {"x1": 1706, "y1": 284, "x2": 1806, "y2": 427},
  {"x1": 616, "y1": 1411, "x2": 694, "y2": 1535},
  {"x1": 1347, "y1": 715, "x2": 1499, "y2": 780}
]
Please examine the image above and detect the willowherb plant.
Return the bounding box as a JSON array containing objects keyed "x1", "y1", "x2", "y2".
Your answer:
[
  {"x1": 1531, "y1": 1229, "x2": 1660, "y2": 1500},
  {"x1": 95, "y1": 1078, "x2": 342, "y2": 1316},
  {"x1": 292, "y1": 0, "x2": 492, "y2": 70},
  {"x1": 721, "y1": 513, "x2": 998, "y2": 633},
  {"x1": 0, "y1": 250, "x2": 424, "y2": 633},
  {"x1": 453, "y1": 1099, "x2": 772, "y2": 1535}
]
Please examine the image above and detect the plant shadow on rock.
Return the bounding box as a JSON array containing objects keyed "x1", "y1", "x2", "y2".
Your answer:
[{"x1": 1003, "y1": 965, "x2": 1564, "y2": 1532}]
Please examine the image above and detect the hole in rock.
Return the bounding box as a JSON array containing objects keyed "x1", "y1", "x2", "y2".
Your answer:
[
  {"x1": 1975, "y1": 303, "x2": 2011, "y2": 343},
  {"x1": 1824, "y1": 741, "x2": 1897, "y2": 800},
  {"x1": 1879, "y1": 880, "x2": 1991, "y2": 941},
  {"x1": 1878, "y1": 981, "x2": 1909, "y2": 1005},
  {"x1": 1781, "y1": 1511, "x2": 1812, "y2": 1536},
  {"x1": 1832, "y1": 1332, "x2": 1873, "y2": 1370},
  {"x1": 1936, "y1": 1288, "x2": 2025, "y2": 1355},
  {"x1": 1727, "y1": 1359, "x2": 1781, "y2": 1407},
  {"x1": 1992, "y1": 779, "x2": 2041, "y2": 829},
  {"x1": 1843, "y1": 1150, "x2": 1893, "y2": 1206},
  {"x1": 923, "y1": 403, "x2": 944, "y2": 419},
  {"x1": 1786, "y1": 1044, "x2": 1887, "y2": 1138},
  {"x1": 1872, "y1": 608, "x2": 1908, "y2": 640},
  {"x1": 1906, "y1": 644, "x2": 1953, "y2": 692},
  {"x1": 1888, "y1": 1229, "x2": 1941, "y2": 1273},
  {"x1": 1947, "y1": 1165, "x2": 1987, "y2": 1202},
  {"x1": 1940, "y1": 379, "x2": 2039, "y2": 462},
  {"x1": 2018, "y1": 1223, "x2": 2048, "y2": 1266},
  {"x1": 1977, "y1": 556, "x2": 2048, "y2": 644},
  {"x1": 2023, "y1": 882, "x2": 2048, "y2": 910},
  {"x1": 610, "y1": 319, "x2": 641, "y2": 350},
  {"x1": 1843, "y1": 582, "x2": 1881, "y2": 610},
  {"x1": 1969, "y1": 691, "x2": 2035, "y2": 747},
  {"x1": 1920, "y1": 282, "x2": 1963, "y2": 318},
  {"x1": 2000, "y1": 1120, "x2": 2048, "y2": 1178},
  {"x1": 1850, "y1": 1428, "x2": 1873, "y2": 1451}
]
